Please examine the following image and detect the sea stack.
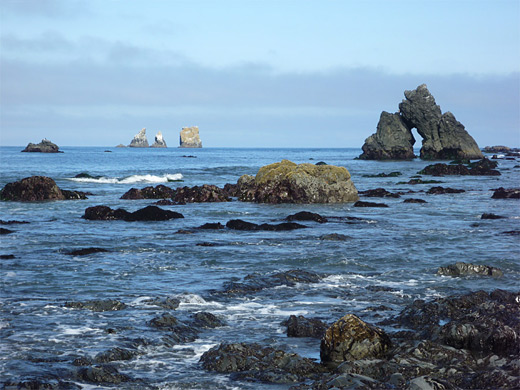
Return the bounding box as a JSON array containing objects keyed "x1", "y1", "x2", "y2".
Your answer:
[
  {"x1": 129, "y1": 128, "x2": 149, "y2": 147},
  {"x1": 359, "y1": 84, "x2": 484, "y2": 160},
  {"x1": 151, "y1": 131, "x2": 167, "y2": 148},
  {"x1": 22, "y1": 139, "x2": 61, "y2": 153},
  {"x1": 179, "y1": 126, "x2": 202, "y2": 148}
]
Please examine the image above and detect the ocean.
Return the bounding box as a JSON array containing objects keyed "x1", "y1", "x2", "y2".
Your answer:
[{"x1": 0, "y1": 146, "x2": 518, "y2": 389}]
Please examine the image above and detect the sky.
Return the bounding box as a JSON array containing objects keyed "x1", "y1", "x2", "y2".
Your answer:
[{"x1": 0, "y1": 0, "x2": 519, "y2": 148}]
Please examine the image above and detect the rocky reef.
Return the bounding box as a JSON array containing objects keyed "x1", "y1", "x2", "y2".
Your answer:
[
  {"x1": 360, "y1": 84, "x2": 484, "y2": 160},
  {"x1": 233, "y1": 159, "x2": 359, "y2": 204},
  {"x1": 22, "y1": 139, "x2": 61, "y2": 153},
  {"x1": 179, "y1": 126, "x2": 202, "y2": 148},
  {"x1": 128, "y1": 128, "x2": 149, "y2": 147},
  {"x1": 150, "y1": 131, "x2": 167, "y2": 148},
  {"x1": 0, "y1": 176, "x2": 87, "y2": 201}
]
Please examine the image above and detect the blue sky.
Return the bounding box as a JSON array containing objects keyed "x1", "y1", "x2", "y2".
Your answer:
[{"x1": 1, "y1": 0, "x2": 519, "y2": 147}]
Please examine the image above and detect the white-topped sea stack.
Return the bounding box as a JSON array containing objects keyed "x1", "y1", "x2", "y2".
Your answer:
[
  {"x1": 128, "y1": 128, "x2": 149, "y2": 148},
  {"x1": 151, "y1": 131, "x2": 167, "y2": 148}
]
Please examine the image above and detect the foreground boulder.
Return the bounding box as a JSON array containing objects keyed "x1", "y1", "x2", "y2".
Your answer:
[
  {"x1": 0, "y1": 176, "x2": 87, "y2": 201},
  {"x1": 179, "y1": 126, "x2": 202, "y2": 148},
  {"x1": 360, "y1": 84, "x2": 483, "y2": 160},
  {"x1": 128, "y1": 128, "x2": 149, "y2": 147},
  {"x1": 437, "y1": 262, "x2": 503, "y2": 278},
  {"x1": 82, "y1": 205, "x2": 184, "y2": 221},
  {"x1": 200, "y1": 343, "x2": 324, "y2": 383},
  {"x1": 320, "y1": 314, "x2": 392, "y2": 368},
  {"x1": 22, "y1": 138, "x2": 61, "y2": 153},
  {"x1": 236, "y1": 160, "x2": 358, "y2": 204}
]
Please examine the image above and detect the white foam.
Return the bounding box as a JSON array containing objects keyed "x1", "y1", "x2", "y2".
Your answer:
[
  {"x1": 176, "y1": 293, "x2": 224, "y2": 309},
  {"x1": 58, "y1": 325, "x2": 98, "y2": 335},
  {"x1": 68, "y1": 173, "x2": 183, "y2": 184}
]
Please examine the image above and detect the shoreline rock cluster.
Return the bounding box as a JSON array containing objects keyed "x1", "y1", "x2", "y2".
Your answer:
[{"x1": 360, "y1": 84, "x2": 484, "y2": 161}]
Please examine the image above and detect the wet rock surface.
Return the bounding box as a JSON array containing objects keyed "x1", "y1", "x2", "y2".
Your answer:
[
  {"x1": 200, "y1": 343, "x2": 325, "y2": 383},
  {"x1": 404, "y1": 198, "x2": 427, "y2": 204},
  {"x1": 64, "y1": 299, "x2": 127, "y2": 312},
  {"x1": 1, "y1": 176, "x2": 88, "y2": 201},
  {"x1": 437, "y1": 262, "x2": 503, "y2": 278},
  {"x1": 419, "y1": 158, "x2": 500, "y2": 176},
  {"x1": 283, "y1": 315, "x2": 329, "y2": 338},
  {"x1": 172, "y1": 184, "x2": 231, "y2": 203},
  {"x1": 286, "y1": 211, "x2": 328, "y2": 223},
  {"x1": 354, "y1": 200, "x2": 389, "y2": 207},
  {"x1": 491, "y1": 187, "x2": 520, "y2": 199},
  {"x1": 226, "y1": 219, "x2": 307, "y2": 231},
  {"x1": 120, "y1": 184, "x2": 175, "y2": 199},
  {"x1": 359, "y1": 188, "x2": 400, "y2": 198},
  {"x1": 235, "y1": 159, "x2": 359, "y2": 204},
  {"x1": 75, "y1": 364, "x2": 131, "y2": 384},
  {"x1": 82, "y1": 205, "x2": 184, "y2": 221},
  {"x1": 22, "y1": 139, "x2": 61, "y2": 153},
  {"x1": 67, "y1": 247, "x2": 109, "y2": 256},
  {"x1": 426, "y1": 186, "x2": 465, "y2": 195},
  {"x1": 481, "y1": 213, "x2": 506, "y2": 219}
]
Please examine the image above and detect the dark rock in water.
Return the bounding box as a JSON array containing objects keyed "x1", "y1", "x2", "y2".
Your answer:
[
  {"x1": 359, "y1": 188, "x2": 400, "y2": 198},
  {"x1": 0, "y1": 176, "x2": 88, "y2": 201},
  {"x1": 196, "y1": 242, "x2": 216, "y2": 247},
  {"x1": 226, "y1": 219, "x2": 306, "y2": 231},
  {"x1": 437, "y1": 262, "x2": 503, "y2": 277},
  {"x1": 173, "y1": 184, "x2": 231, "y2": 203},
  {"x1": 320, "y1": 314, "x2": 392, "y2": 368},
  {"x1": 199, "y1": 343, "x2": 324, "y2": 383},
  {"x1": 362, "y1": 171, "x2": 402, "y2": 178},
  {"x1": 419, "y1": 158, "x2": 499, "y2": 176},
  {"x1": 220, "y1": 269, "x2": 323, "y2": 295},
  {"x1": 74, "y1": 172, "x2": 102, "y2": 179},
  {"x1": 94, "y1": 347, "x2": 137, "y2": 363},
  {"x1": 67, "y1": 247, "x2": 109, "y2": 256},
  {"x1": 235, "y1": 160, "x2": 359, "y2": 204},
  {"x1": 149, "y1": 313, "x2": 179, "y2": 329},
  {"x1": 398, "y1": 178, "x2": 443, "y2": 185},
  {"x1": 120, "y1": 184, "x2": 175, "y2": 200},
  {"x1": 0, "y1": 219, "x2": 29, "y2": 225},
  {"x1": 0, "y1": 227, "x2": 14, "y2": 234},
  {"x1": 75, "y1": 364, "x2": 131, "y2": 384},
  {"x1": 22, "y1": 138, "x2": 61, "y2": 153},
  {"x1": 65, "y1": 299, "x2": 127, "y2": 312},
  {"x1": 403, "y1": 198, "x2": 427, "y2": 204},
  {"x1": 149, "y1": 314, "x2": 198, "y2": 344},
  {"x1": 359, "y1": 111, "x2": 416, "y2": 160},
  {"x1": 426, "y1": 186, "x2": 465, "y2": 195},
  {"x1": 82, "y1": 205, "x2": 184, "y2": 221},
  {"x1": 389, "y1": 289, "x2": 520, "y2": 356},
  {"x1": 2, "y1": 380, "x2": 81, "y2": 389},
  {"x1": 0, "y1": 254, "x2": 15, "y2": 259},
  {"x1": 192, "y1": 312, "x2": 226, "y2": 328},
  {"x1": 286, "y1": 211, "x2": 328, "y2": 223},
  {"x1": 319, "y1": 233, "x2": 351, "y2": 241},
  {"x1": 353, "y1": 201, "x2": 389, "y2": 207},
  {"x1": 283, "y1": 315, "x2": 328, "y2": 338},
  {"x1": 360, "y1": 84, "x2": 483, "y2": 160},
  {"x1": 142, "y1": 297, "x2": 180, "y2": 310},
  {"x1": 491, "y1": 187, "x2": 520, "y2": 199},
  {"x1": 73, "y1": 356, "x2": 93, "y2": 366},
  {"x1": 315, "y1": 161, "x2": 327, "y2": 165},
  {"x1": 154, "y1": 199, "x2": 177, "y2": 206},
  {"x1": 481, "y1": 213, "x2": 506, "y2": 219},
  {"x1": 501, "y1": 230, "x2": 520, "y2": 235},
  {"x1": 198, "y1": 222, "x2": 225, "y2": 229}
]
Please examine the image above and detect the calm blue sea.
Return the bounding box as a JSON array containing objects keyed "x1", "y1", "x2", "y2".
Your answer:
[{"x1": 1, "y1": 146, "x2": 519, "y2": 389}]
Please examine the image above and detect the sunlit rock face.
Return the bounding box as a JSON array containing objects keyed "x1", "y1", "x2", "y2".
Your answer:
[
  {"x1": 151, "y1": 131, "x2": 167, "y2": 148},
  {"x1": 179, "y1": 126, "x2": 202, "y2": 148},
  {"x1": 129, "y1": 128, "x2": 149, "y2": 148}
]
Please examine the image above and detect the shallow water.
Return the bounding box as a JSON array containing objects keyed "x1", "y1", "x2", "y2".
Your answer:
[{"x1": 1, "y1": 147, "x2": 519, "y2": 389}]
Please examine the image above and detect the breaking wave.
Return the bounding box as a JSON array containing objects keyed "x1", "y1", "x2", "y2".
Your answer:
[{"x1": 67, "y1": 173, "x2": 183, "y2": 184}]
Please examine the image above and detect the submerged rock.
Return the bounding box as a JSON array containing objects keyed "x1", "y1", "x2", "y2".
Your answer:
[
  {"x1": 319, "y1": 233, "x2": 352, "y2": 241},
  {"x1": 82, "y1": 205, "x2": 184, "y2": 221},
  {"x1": 481, "y1": 213, "x2": 506, "y2": 219},
  {"x1": 491, "y1": 187, "x2": 520, "y2": 199},
  {"x1": 65, "y1": 299, "x2": 127, "y2": 312},
  {"x1": 151, "y1": 131, "x2": 167, "y2": 148},
  {"x1": 404, "y1": 198, "x2": 427, "y2": 204},
  {"x1": 0, "y1": 176, "x2": 88, "y2": 201},
  {"x1": 128, "y1": 128, "x2": 149, "y2": 147},
  {"x1": 192, "y1": 312, "x2": 226, "y2": 328},
  {"x1": 359, "y1": 188, "x2": 400, "y2": 198},
  {"x1": 236, "y1": 159, "x2": 358, "y2": 204},
  {"x1": 283, "y1": 315, "x2": 328, "y2": 338},
  {"x1": 220, "y1": 269, "x2": 323, "y2": 295},
  {"x1": 0, "y1": 228, "x2": 14, "y2": 235},
  {"x1": 67, "y1": 247, "x2": 109, "y2": 256},
  {"x1": 179, "y1": 126, "x2": 202, "y2": 148},
  {"x1": 320, "y1": 314, "x2": 392, "y2": 367},
  {"x1": 353, "y1": 200, "x2": 389, "y2": 207},
  {"x1": 362, "y1": 171, "x2": 402, "y2": 178},
  {"x1": 200, "y1": 343, "x2": 324, "y2": 383},
  {"x1": 22, "y1": 138, "x2": 61, "y2": 153},
  {"x1": 437, "y1": 262, "x2": 503, "y2": 278}
]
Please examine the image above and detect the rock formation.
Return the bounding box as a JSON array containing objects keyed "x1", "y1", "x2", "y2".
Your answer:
[
  {"x1": 235, "y1": 159, "x2": 358, "y2": 204},
  {"x1": 179, "y1": 126, "x2": 202, "y2": 148},
  {"x1": 128, "y1": 128, "x2": 149, "y2": 147},
  {"x1": 151, "y1": 131, "x2": 167, "y2": 148},
  {"x1": 360, "y1": 84, "x2": 484, "y2": 160},
  {"x1": 22, "y1": 139, "x2": 61, "y2": 153},
  {"x1": 0, "y1": 176, "x2": 88, "y2": 201}
]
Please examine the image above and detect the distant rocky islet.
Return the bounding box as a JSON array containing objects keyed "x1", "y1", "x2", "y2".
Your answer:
[{"x1": 117, "y1": 126, "x2": 202, "y2": 148}]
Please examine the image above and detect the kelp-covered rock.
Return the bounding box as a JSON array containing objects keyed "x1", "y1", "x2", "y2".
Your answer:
[
  {"x1": 22, "y1": 138, "x2": 61, "y2": 153},
  {"x1": 437, "y1": 262, "x2": 503, "y2": 278},
  {"x1": 0, "y1": 176, "x2": 88, "y2": 201},
  {"x1": 200, "y1": 343, "x2": 324, "y2": 384},
  {"x1": 236, "y1": 160, "x2": 358, "y2": 204},
  {"x1": 320, "y1": 314, "x2": 392, "y2": 367}
]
